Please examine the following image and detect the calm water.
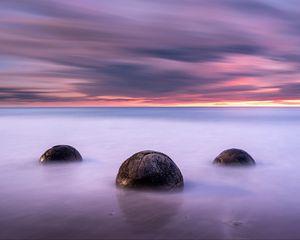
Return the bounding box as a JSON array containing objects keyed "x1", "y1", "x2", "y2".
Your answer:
[{"x1": 1, "y1": 107, "x2": 300, "y2": 240}]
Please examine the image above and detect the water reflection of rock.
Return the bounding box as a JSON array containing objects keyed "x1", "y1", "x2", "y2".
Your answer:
[{"x1": 117, "y1": 189, "x2": 183, "y2": 233}]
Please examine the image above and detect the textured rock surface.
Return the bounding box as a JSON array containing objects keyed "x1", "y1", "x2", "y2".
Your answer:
[
  {"x1": 116, "y1": 150, "x2": 184, "y2": 190},
  {"x1": 39, "y1": 145, "x2": 82, "y2": 163},
  {"x1": 213, "y1": 148, "x2": 255, "y2": 166}
]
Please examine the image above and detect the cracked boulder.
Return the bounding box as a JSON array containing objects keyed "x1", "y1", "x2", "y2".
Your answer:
[
  {"x1": 39, "y1": 145, "x2": 82, "y2": 163},
  {"x1": 116, "y1": 150, "x2": 184, "y2": 190},
  {"x1": 213, "y1": 148, "x2": 255, "y2": 166}
]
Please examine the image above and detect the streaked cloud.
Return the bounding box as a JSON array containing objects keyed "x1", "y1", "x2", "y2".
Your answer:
[{"x1": 0, "y1": 0, "x2": 300, "y2": 106}]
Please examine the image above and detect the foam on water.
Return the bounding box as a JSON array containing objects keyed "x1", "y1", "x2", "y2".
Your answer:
[{"x1": 0, "y1": 107, "x2": 300, "y2": 239}]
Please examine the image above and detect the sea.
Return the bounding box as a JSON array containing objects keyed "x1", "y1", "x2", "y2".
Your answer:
[{"x1": 0, "y1": 107, "x2": 300, "y2": 240}]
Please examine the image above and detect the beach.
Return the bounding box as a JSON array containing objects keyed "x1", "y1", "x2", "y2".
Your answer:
[{"x1": 1, "y1": 107, "x2": 300, "y2": 239}]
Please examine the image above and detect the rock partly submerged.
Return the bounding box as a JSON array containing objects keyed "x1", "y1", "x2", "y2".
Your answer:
[
  {"x1": 116, "y1": 150, "x2": 184, "y2": 191},
  {"x1": 39, "y1": 145, "x2": 82, "y2": 163},
  {"x1": 213, "y1": 148, "x2": 255, "y2": 166}
]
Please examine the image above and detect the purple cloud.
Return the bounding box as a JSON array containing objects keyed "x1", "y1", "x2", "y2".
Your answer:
[{"x1": 0, "y1": 0, "x2": 300, "y2": 105}]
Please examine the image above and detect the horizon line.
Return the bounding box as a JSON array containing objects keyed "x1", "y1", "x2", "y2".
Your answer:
[{"x1": 1, "y1": 105, "x2": 300, "y2": 108}]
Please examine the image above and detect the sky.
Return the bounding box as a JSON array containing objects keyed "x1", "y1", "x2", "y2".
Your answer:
[{"x1": 0, "y1": 0, "x2": 300, "y2": 107}]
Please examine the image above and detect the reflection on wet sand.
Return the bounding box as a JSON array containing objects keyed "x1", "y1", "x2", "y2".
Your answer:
[{"x1": 117, "y1": 189, "x2": 183, "y2": 233}]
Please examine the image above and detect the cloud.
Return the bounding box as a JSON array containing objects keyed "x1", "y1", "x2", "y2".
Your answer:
[
  {"x1": 226, "y1": 0, "x2": 285, "y2": 17},
  {"x1": 279, "y1": 83, "x2": 300, "y2": 97},
  {"x1": 0, "y1": 0, "x2": 95, "y2": 20},
  {"x1": 0, "y1": 0, "x2": 300, "y2": 105},
  {"x1": 75, "y1": 63, "x2": 216, "y2": 98},
  {"x1": 133, "y1": 44, "x2": 264, "y2": 62},
  {"x1": 0, "y1": 87, "x2": 63, "y2": 102}
]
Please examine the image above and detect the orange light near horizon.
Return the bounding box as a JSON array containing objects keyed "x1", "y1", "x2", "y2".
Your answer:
[
  {"x1": 174, "y1": 100, "x2": 300, "y2": 107},
  {"x1": 2, "y1": 99, "x2": 300, "y2": 107}
]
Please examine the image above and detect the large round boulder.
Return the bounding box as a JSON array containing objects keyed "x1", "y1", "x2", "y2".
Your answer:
[
  {"x1": 213, "y1": 148, "x2": 255, "y2": 166},
  {"x1": 39, "y1": 145, "x2": 82, "y2": 163},
  {"x1": 116, "y1": 150, "x2": 184, "y2": 190}
]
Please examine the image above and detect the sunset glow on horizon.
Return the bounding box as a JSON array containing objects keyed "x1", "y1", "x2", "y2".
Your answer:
[{"x1": 1, "y1": 0, "x2": 300, "y2": 107}]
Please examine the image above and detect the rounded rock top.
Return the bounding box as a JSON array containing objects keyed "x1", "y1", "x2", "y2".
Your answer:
[
  {"x1": 213, "y1": 148, "x2": 255, "y2": 166},
  {"x1": 39, "y1": 145, "x2": 82, "y2": 163},
  {"x1": 116, "y1": 150, "x2": 184, "y2": 190}
]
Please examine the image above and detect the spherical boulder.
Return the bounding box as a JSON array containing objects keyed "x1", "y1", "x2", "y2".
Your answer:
[
  {"x1": 39, "y1": 145, "x2": 82, "y2": 163},
  {"x1": 116, "y1": 150, "x2": 184, "y2": 190},
  {"x1": 213, "y1": 148, "x2": 255, "y2": 166}
]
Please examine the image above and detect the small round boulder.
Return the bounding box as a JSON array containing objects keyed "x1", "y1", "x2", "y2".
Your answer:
[
  {"x1": 116, "y1": 150, "x2": 184, "y2": 190},
  {"x1": 39, "y1": 145, "x2": 82, "y2": 163},
  {"x1": 213, "y1": 148, "x2": 255, "y2": 166}
]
